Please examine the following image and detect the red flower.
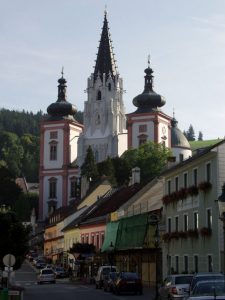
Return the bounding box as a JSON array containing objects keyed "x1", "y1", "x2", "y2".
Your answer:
[
  {"x1": 188, "y1": 185, "x2": 199, "y2": 197},
  {"x1": 198, "y1": 181, "x2": 212, "y2": 192},
  {"x1": 200, "y1": 227, "x2": 212, "y2": 237}
]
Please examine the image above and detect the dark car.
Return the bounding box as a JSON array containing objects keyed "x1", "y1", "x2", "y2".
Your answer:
[
  {"x1": 54, "y1": 267, "x2": 68, "y2": 278},
  {"x1": 190, "y1": 273, "x2": 224, "y2": 294},
  {"x1": 103, "y1": 271, "x2": 119, "y2": 292},
  {"x1": 113, "y1": 272, "x2": 143, "y2": 295}
]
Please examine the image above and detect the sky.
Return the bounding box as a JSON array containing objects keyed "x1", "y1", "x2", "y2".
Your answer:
[{"x1": 1, "y1": 0, "x2": 225, "y2": 140}]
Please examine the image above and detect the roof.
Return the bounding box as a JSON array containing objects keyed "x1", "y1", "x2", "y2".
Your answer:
[
  {"x1": 162, "y1": 139, "x2": 225, "y2": 176},
  {"x1": 171, "y1": 118, "x2": 191, "y2": 149},
  {"x1": 93, "y1": 11, "x2": 118, "y2": 82},
  {"x1": 80, "y1": 184, "x2": 141, "y2": 226}
]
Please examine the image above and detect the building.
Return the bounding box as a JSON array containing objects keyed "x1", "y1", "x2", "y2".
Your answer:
[{"x1": 161, "y1": 140, "x2": 225, "y2": 277}]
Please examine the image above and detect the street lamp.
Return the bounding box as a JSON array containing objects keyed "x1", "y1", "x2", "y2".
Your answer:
[
  {"x1": 108, "y1": 242, "x2": 114, "y2": 271},
  {"x1": 218, "y1": 183, "x2": 225, "y2": 275},
  {"x1": 149, "y1": 214, "x2": 160, "y2": 300}
]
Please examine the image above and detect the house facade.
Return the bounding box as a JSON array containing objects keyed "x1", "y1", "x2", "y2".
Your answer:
[{"x1": 161, "y1": 140, "x2": 225, "y2": 277}]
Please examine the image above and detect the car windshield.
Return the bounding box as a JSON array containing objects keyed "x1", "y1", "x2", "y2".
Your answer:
[
  {"x1": 121, "y1": 272, "x2": 138, "y2": 280},
  {"x1": 175, "y1": 276, "x2": 193, "y2": 284},
  {"x1": 103, "y1": 267, "x2": 116, "y2": 274},
  {"x1": 109, "y1": 272, "x2": 118, "y2": 279},
  {"x1": 193, "y1": 281, "x2": 225, "y2": 296},
  {"x1": 42, "y1": 269, "x2": 53, "y2": 275}
]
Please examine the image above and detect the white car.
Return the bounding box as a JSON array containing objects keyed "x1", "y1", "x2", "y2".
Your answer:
[
  {"x1": 37, "y1": 268, "x2": 56, "y2": 284},
  {"x1": 187, "y1": 280, "x2": 225, "y2": 300},
  {"x1": 95, "y1": 266, "x2": 117, "y2": 289}
]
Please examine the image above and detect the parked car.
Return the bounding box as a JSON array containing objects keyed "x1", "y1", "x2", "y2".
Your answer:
[
  {"x1": 103, "y1": 271, "x2": 119, "y2": 292},
  {"x1": 158, "y1": 274, "x2": 193, "y2": 300},
  {"x1": 54, "y1": 266, "x2": 68, "y2": 278},
  {"x1": 187, "y1": 280, "x2": 225, "y2": 300},
  {"x1": 113, "y1": 272, "x2": 143, "y2": 295},
  {"x1": 37, "y1": 268, "x2": 56, "y2": 284},
  {"x1": 36, "y1": 260, "x2": 47, "y2": 269},
  {"x1": 189, "y1": 273, "x2": 224, "y2": 294},
  {"x1": 95, "y1": 266, "x2": 117, "y2": 289}
]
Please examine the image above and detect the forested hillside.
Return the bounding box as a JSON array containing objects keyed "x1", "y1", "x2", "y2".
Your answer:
[{"x1": 0, "y1": 109, "x2": 83, "y2": 182}]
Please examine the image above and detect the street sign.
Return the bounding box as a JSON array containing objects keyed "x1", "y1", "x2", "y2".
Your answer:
[{"x1": 3, "y1": 254, "x2": 16, "y2": 267}]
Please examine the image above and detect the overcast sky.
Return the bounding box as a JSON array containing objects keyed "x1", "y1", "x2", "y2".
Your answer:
[{"x1": 1, "y1": 0, "x2": 225, "y2": 140}]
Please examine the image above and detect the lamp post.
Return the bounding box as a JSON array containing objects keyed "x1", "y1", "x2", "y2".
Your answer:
[
  {"x1": 108, "y1": 242, "x2": 114, "y2": 271},
  {"x1": 218, "y1": 183, "x2": 225, "y2": 275},
  {"x1": 149, "y1": 214, "x2": 160, "y2": 300}
]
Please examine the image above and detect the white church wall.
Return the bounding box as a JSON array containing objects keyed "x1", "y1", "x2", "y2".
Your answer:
[
  {"x1": 70, "y1": 125, "x2": 82, "y2": 162},
  {"x1": 118, "y1": 133, "x2": 128, "y2": 156},
  {"x1": 172, "y1": 147, "x2": 192, "y2": 163}
]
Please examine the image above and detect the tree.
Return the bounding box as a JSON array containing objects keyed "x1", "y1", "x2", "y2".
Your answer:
[
  {"x1": 0, "y1": 166, "x2": 22, "y2": 207},
  {"x1": 0, "y1": 210, "x2": 30, "y2": 270},
  {"x1": 186, "y1": 124, "x2": 195, "y2": 141},
  {"x1": 122, "y1": 142, "x2": 171, "y2": 185},
  {"x1": 198, "y1": 131, "x2": 203, "y2": 141},
  {"x1": 81, "y1": 146, "x2": 99, "y2": 183},
  {"x1": 97, "y1": 157, "x2": 116, "y2": 185}
]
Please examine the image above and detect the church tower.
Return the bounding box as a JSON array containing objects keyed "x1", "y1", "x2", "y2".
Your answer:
[
  {"x1": 127, "y1": 58, "x2": 172, "y2": 149},
  {"x1": 77, "y1": 11, "x2": 127, "y2": 166},
  {"x1": 39, "y1": 71, "x2": 83, "y2": 220}
]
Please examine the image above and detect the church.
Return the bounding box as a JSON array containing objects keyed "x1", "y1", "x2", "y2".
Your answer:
[{"x1": 39, "y1": 11, "x2": 191, "y2": 220}]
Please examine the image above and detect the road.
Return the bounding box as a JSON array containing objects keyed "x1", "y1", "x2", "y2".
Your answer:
[{"x1": 14, "y1": 260, "x2": 154, "y2": 300}]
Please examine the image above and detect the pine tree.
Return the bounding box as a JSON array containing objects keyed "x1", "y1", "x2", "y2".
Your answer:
[
  {"x1": 186, "y1": 124, "x2": 195, "y2": 141},
  {"x1": 81, "y1": 146, "x2": 99, "y2": 183},
  {"x1": 198, "y1": 131, "x2": 203, "y2": 141}
]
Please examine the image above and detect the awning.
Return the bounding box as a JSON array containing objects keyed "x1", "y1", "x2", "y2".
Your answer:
[
  {"x1": 116, "y1": 213, "x2": 148, "y2": 250},
  {"x1": 101, "y1": 221, "x2": 119, "y2": 252}
]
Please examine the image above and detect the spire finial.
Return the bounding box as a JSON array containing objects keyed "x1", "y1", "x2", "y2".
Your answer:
[
  {"x1": 61, "y1": 66, "x2": 64, "y2": 78},
  {"x1": 173, "y1": 107, "x2": 175, "y2": 119},
  {"x1": 148, "y1": 54, "x2": 150, "y2": 68},
  {"x1": 104, "y1": 5, "x2": 107, "y2": 16}
]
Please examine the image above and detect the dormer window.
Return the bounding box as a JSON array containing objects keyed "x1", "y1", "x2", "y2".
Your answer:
[{"x1": 97, "y1": 90, "x2": 101, "y2": 100}]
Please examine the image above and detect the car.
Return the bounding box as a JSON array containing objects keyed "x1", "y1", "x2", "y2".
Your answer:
[
  {"x1": 37, "y1": 268, "x2": 56, "y2": 284},
  {"x1": 103, "y1": 271, "x2": 119, "y2": 292},
  {"x1": 95, "y1": 266, "x2": 117, "y2": 289},
  {"x1": 113, "y1": 272, "x2": 143, "y2": 295},
  {"x1": 54, "y1": 266, "x2": 68, "y2": 278},
  {"x1": 187, "y1": 280, "x2": 225, "y2": 300},
  {"x1": 158, "y1": 274, "x2": 193, "y2": 300},
  {"x1": 36, "y1": 260, "x2": 46, "y2": 269},
  {"x1": 189, "y1": 273, "x2": 224, "y2": 294}
]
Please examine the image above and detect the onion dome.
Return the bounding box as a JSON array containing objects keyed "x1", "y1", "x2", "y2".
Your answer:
[
  {"x1": 93, "y1": 10, "x2": 118, "y2": 82},
  {"x1": 47, "y1": 69, "x2": 77, "y2": 120},
  {"x1": 132, "y1": 58, "x2": 165, "y2": 113},
  {"x1": 171, "y1": 117, "x2": 191, "y2": 149}
]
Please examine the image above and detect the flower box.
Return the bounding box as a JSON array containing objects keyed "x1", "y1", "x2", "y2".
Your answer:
[
  {"x1": 187, "y1": 229, "x2": 199, "y2": 238},
  {"x1": 200, "y1": 227, "x2": 212, "y2": 237},
  {"x1": 198, "y1": 181, "x2": 212, "y2": 192},
  {"x1": 188, "y1": 185, "x2": 199, "y2": 197}
]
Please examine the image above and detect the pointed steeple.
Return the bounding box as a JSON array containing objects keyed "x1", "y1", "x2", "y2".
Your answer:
[{"x1": 94, "y1": 11, "x2": 118, "y2": 82}]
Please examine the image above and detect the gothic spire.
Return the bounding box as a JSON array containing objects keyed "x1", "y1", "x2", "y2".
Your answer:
[{"x1": 94, "y1": 11, "x2": 118, "y2": 82}]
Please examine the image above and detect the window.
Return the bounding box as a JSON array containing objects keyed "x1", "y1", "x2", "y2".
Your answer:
[
  {"x1": 50, "y1": 142, "x2": 57, "y2": 160},
  {"x1": 96, "y1": 234, "x2": 99, "y2": 250},
  {"x1": 81, "y1": 235, "x2": 85, "y2": 244},
  {"x1": 108, "y1": 83, "x2": 111, "y2": 91},
  {"x1": 194, "y1": 255, "x2": 198, "y2": 273},
  {"x1": 91, "y1": 235, "x2": 94, "y2": 245},
  {"x1": 168, "y1": 218, "x2": 171, "y2": 233},
  {"x1": 50, "y1": 131, "x2": 58, "y2": 139},
  {"x1": 193, "y1": 169, "x2": 198, "y2": 186},
  {"x1": 70, "y1": 177, "x2": 76, "y2": 198},
  {"x1": 175, "y1": 216, "x2": 179, "y2": 232},
  {"x1": 97, "y1": 90, "x2": 101, "y2": 100},
  {"x1": 194, "y1": 212, "x2": 199, "y2": 230},
  {"x1": 206, "y1": 163, "x2": 211, "y2": 182},
  {"x1": 138, "y1": 134, "x2": 147, "y2": 146},
  {"x1": 101, "y1": 233, "x2": 105, "y2": 245},
  {"x1": 207, "y1": 209, "x2": 212, "y2": 229},
  {"x1": 179, "y1": 154, "x2": 184, "y2": 162},
  {"x1": 167, "y1": 180, "x2": 171, "y2": 195},
  {"x1": 184, "y1": 256, "x2": 188, "y2": 273},
  {"x1": 175, "y1": 177, "x2": 179, "y2": 192},
  {"x1": 49, "y1": 178, "x2": 57, "y2": 198},
  {"x1": 208, "y1": 255, "x2": 213, "y2": 272},
  {"x1": 183, "y1": 173, "x2": 188, "y2": 188},
  {"x1": 86, "y1": 235, "x2": 89, "y2": 244},
  {"x1": 184, "y1": 214, "x2": 188, "y2": 232},
  {"x1": 139, "y1": 124, "x2": 147, "y2": 133},
  {"x1": 175, "y1": 256, "x2": 179, "y2": 274}
]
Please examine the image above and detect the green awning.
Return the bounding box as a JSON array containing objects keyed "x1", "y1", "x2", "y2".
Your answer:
[
  {"x1": 116, "y1": 213, "x2": 148, "y2": 250},
  {"x1": 101, "y1": 221, "x2": 119, "y2": 252}
]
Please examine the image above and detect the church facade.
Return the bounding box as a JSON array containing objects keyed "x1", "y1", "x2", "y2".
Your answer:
[{"x1": 39, "y1": 12, "x2": 192, "y2": 220}]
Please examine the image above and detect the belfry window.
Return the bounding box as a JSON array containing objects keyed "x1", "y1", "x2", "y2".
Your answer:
[
  {"x1": 50, "y1": 141, "x2": 57, "y2": 160},
  {"x1": 49, "y1": 177, "x2": 57, "y2": 199},
  {"x1": 97, "y1": 90, "x2": 101, "y2": 100}
]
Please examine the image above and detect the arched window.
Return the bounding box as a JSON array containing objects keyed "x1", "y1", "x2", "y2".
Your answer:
[
  {"x1": 48, "y1": 177, "x2": 57, "y2": 198},
  {"x1": 97, "y1": 90, "x2": 101, "y2": 100},
  {"x1": 108, "y1": 83, "x2": 111, "y2": 91}
]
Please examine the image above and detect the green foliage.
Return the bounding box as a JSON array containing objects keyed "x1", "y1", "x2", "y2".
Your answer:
[
  {"x1": 81, "y1": 146, "x2": 99, "y2": 183},
  {"x1": 0, "y1": 166, "x2": 22, "y2": 207},
  {"x1": 14, "y1": 192, "x2": 39, "y2": 222},
  {"x1": 0, "y1": 211, "x2": 30, "y2": 270},
  {"x1": 97, "y1": 157, "x2": 116, "y2": 185},
  {"x1": 122, "y1": 142, "x2": 171, "y2": 185},
  {"x1": 184, "y1": 124, "x2": 196, "y2": 141},
  {"x1": 198, "y1": 131, "x2": 203, "y2": 141}
]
